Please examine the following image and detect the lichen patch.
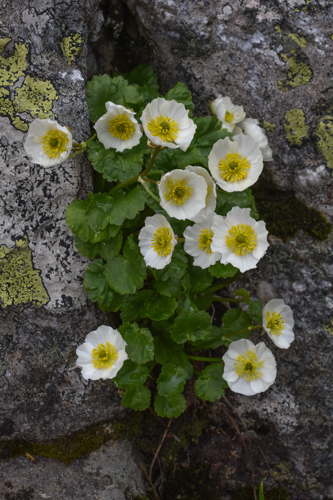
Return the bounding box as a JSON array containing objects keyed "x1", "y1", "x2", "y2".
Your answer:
[
  {"x1": 61, "y1": 34, "x2": 84, "y2": 66},
  {"x1": 315, "y1": 116, "x2": 333, "y2": 170},
  {"x1": 284, "y1": 108, "x2": 309, "y2": 146}
]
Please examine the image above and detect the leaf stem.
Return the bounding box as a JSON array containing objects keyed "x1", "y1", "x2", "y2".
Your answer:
[
  {"x1": 213, "y1": 296, "x2": 245, "y2": 303},
  {"x1": 197, "y1": 271, "x2": 240, "y2": 295},
  {"x1": 223, "y1": 324, "x2": 264, "y2": 339},
  {"x1": 110, "y1": 145, "x2": 162, "y2": 194},
  {"x1": 187, "y1": 355, "x2": 222, "y2": 363}
]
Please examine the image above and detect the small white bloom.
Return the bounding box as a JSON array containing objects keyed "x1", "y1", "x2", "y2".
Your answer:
[
  {"x1": 210, "y1": 96, "x2": 246, "y2": 132},
  {"x1": 263, "y1": 299, "x2": 295, "y2": 349},
  {"x1": 211, "y1": 207, "x2": 269, "y2": 273},
  {"x1": 141, "y1": 97, "x2": 196, "y2": 151},
  {"x1": 208, "y1": 135, "x2": 263, "y2": 192},
  {"x1": 138, "y1": 214, "x2": 177, "y2": 269},
  {"x1": 223, "y1": 339, "x2": 277, "y2": 396},
  {"x1": 94, "y1": 102, "x2": 142, "y2": 152},
  {"x1": 159, "y1": 169, "x2": 207, "y2": 221},
  {"x1": 233, "y1": 118, "x2": 273, "y2": 161},
  {"x1": 183, "y1": 214, "x2": 222, "y2": 269},
  {"x1": 185, "y1": 165, "x2": 217, "y2": 223},
  {"x1": 76, "y1": 325, "x2": 128, "y2": 380},
  {"x1": 24, "y1": 118, "x2": 72, "y2": 167}
]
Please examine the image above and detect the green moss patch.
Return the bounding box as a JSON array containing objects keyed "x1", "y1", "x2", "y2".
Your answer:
[
  {"x1": 252, "y1": 176, "x2": 332, "y2": 242},
  {"x1": 164, "y1": 463, "x2": 221, "y2": 500}
]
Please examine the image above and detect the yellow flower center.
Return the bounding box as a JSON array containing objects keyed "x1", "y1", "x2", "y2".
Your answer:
[
  {"x1": 224, "y1": 110, "x2": 234, "y2": 123},
  {"x1": 165, "y1": 178, "x2": 192, "y2": 205},
  {"x1": 198, "y1": 228, "x2": 214, "y2": 254},
  {"x1": 226, "y1": 224, "x2": 257, "y2": 256},
  {"x1": 91, "y1": 342, "x2": 118, "y2": 369},
  {"x1": 265, "y1": 311, "x2": 285, "y2": 336},
  {"x1": 219, "y1": 152, "x2": 250, "y2": 182},
  {"x1": 151, "y1": 227, "x2": 173, "y2": 256},
  {"x1": 41, "y1": 129, "x2": 69, "y2": 159},
  {"x1": 235, "y1": 350, "x2": 264, "y2": 381},
  {"x1": 147, "y1": 115, "x2": 179, "y2": 142},
  {"x1": 109, "y1": 114, "x2": 135, "y2": 140}
]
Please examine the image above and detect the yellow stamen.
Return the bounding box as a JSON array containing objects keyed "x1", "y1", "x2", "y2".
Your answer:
[
  {"x1": 224, "y1": 110, "x2": 234, "y2": 123},
  {"x1": 109, "y1": 114, "x2": 135, "y2": 140},
  {"x1": 147, "y1": 115, "x2": 179, "y2": 142},
  {"x1": 91, "y1": 342, "x2": 118, "y2": 369},
  {"x1": 41, "y1": 129, "x2": 69, "y2": 159},
  {"x1": 219, "y1": 152, "x2": 250, "y2": 182},
  {"x1": 265, "y1": 311, "x2": 285, "y2": 336},
  {"x1": 205, "y1": 184, "x2": 212, "y2": 203},
  {"x1": 235, "y1": 350, "x2": 264, "y2": 381},
  {"x1": 226, "y1": 224, "x2": 257, "y2": 256},
  {"x1": 165, "y1": 178, "x2": 192, "y2": 205},
  {"x1": 198, "y1": 228, "x2": 214, "y2": 254},
  {"x1": 151, "y1": 227, "x2": 173, "y2": 256}
]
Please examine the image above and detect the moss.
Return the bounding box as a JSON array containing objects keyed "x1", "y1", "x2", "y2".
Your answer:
[
  {"x1": 284, "y1": 109, "x2": 309, "y2": 146},
  {"x1": 0, "y1": 237, "x2": 49, "y2": 307},
  {"x1": 61, "y1": 33, "x2": 84, "y2": 65},
  {"x1": 0, "y1": 422, "x2": 115, "y2": 466},
  {"x1": 263, "y1": 121, "x2": 276, "y2": 132},
  {"x1": 235, "y1": 485, "x2": 290, "y2": 500},
  {"x1": 315, "y1": 116, "x2": 333, "y2": 169},
  {"x1": 164, "y1": 463, "x2": 221, "y2": 500},
  {"x1": 252, "y1": 175, "x2": 332, "y2": 242},
  {"x1": 112, "y1": 411, "x2": 144, "y2": 440}
]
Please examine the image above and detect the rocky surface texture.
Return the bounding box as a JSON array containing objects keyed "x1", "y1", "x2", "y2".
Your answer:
[{"x1": 1, "y1": 0, "x2": 333, "y2": 499}]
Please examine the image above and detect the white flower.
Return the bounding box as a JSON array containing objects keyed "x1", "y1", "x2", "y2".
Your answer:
[
  {"x1": 183, "y1": 214, "x2": 222, "y2": 269},
  {"x1": 263, "y1": 299, "x2": 295, "y2": 349},
  {"x1": 185, "y1": 166, "x2": 217, "y2": 223},
  {"x1": 233, "y1": 118, "x2": 273, "y2": 161},
  {"x1": 208, "y1": 135, "x2": 263, "y2": 192},
  {"x1": 93, "y1": 102, "x2": 142, "y2": 152},
  {"x1": 159, "y1": 169, "x2": 207, "y2": 221},
  {"x1": 211, "y1": 207, "x2": 269, "y2": 273},
  {"x1": 223, "y1": 339, "x2": 277, "y2": 396},
  {"x1": 24, "y1": 118, "x2": 72, "y2": 167},
  {"x1": 138, "y1": 214, "x2": 177, "y2": 269},
  {"x1": 210, "y1": 96, "x2": 246, "y2": 132},
  {"x1": 76, "y1": 325, "x2": 128, "y2": 380},
  {"x1": 141, "y1": 97, "x2": 196, "y2": 151}
]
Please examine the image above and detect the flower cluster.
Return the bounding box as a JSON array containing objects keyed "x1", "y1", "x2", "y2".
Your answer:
[{"x1": 23, "y1": 68, "x2": 296, "y2": 414}]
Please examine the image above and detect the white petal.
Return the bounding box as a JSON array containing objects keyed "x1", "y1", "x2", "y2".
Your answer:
[{"x1": 229, "y1": 376, "x2": 257, "y2": 396}]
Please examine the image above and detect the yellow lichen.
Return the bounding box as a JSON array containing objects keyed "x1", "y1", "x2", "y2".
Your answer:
[
  {"x1": 315, "y1": 116, "x2": 333, "y2": 170},
  {"x1": 0, "y1": 39, "x2": 28, "y2": 86},
  {"x1": 13, "y1": 75, "x2": 58, "y2": 119},
  {"x1": 284, "y1": 109, "x2": 309, "y2": 146},
  {"x1": 278, "y1": 55, "x2": 312, "y2": 91},
  {"x1": 0, "y1": 237, "x2": 49, "y2": 307},
  {"x1": 263, "y1": 121, "x2": 276, "y2": 132},
  {"x1": 323, "y1": 318, "x2": 333, "y2": 335},
  {"x1": 61, "y1": 34, "x2": 84, "y2": 65},
  {"x1": 275, "y1": 25, "x2": 282, "y2": 37}
]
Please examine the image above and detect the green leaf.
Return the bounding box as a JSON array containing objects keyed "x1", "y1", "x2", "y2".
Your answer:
[
  {"x1": 216, "y1": 188, "x2": 259, "y2": 219},
  {"x1": 74, "y1": 235, "x2": 100, "y2": 259},
  {"x1": 176, "y1": 294, "x2": 199, "y2": 314},
  {"x1": 66, "y1": 199, "x2": 91, "y2": 241},
  {"x1": 89, "y1": 224, "x2": 120, "y2": 244},
  {"x1": 108, "y1": 187, "x2": 146, "y2": 226},
  {"x1": 190, "y1": 325, "x2": 225, "y2": 350},
  {"x1": 195, "y1": 364, "x2": 227, "y2": 402},
  {"x1": 120, "y1": 290, "x2": 153, "y2": 322},
  {"x1": 249, "y1": 300, "x2": 263, "y2": 324},
  {"x1": 234, "y1": 288, "x2": 250, "y2": 305},
  {"x1": 87, "y1": 136, "x2": 148, "y2": 183},
  {"x1": 170, "y1": 311, "x2": 213, "y2": 344},
  {"x1": 86, "y1": 74, "x2": 145, "y2": 122},
  {"x1": 259, "y1": 482, "x2": 265, "y2": 500},
  {"x1": 114, "y1": 360, "x2": 150, "y2": 389},
  {"x1": 221, "y1": 309, "x2": 252, "y2": 341},
  {"x1": 153, "y1": 246, "x2": 188, "y2": 281},
  {"x1": 122, "y1": 386, "x2": 151, "y2": 411},
  {"x1": 154, "y1": 334, "x2": 193, "y2": 379},
  {"x1": 104, "y1": 235, "x2": 146, "y2": 295},
  {"x1": 153, "y1": 276, "x2": 184, "y2": 297},
  {"x1": 119, "y1": 322, "x2": 154, "y2": 364},
  {"x1": 157, "y1": 363, "x2": 187, "y2": 396},
  {"x1": 145, "y1": 295, "x2": 178, "y2": 321},
  {"x1": 208, "y1": 262, "x2": 239, "y2": 279},
  {"x1": 192, "y1": 292, "x2": 214, "y2": 312},
  {"x1": 175, "y1": 116, "x2": 231, "y2": 169},
  {"x1": 85, "y1": 192, "x2": 114, "y2": 232},
  {"x1": 119, "y1": 64, "x2": 161, "y2": 105},
  {"x1": 98, "y1": 231, "x2": 123, "y2": 260},
  {"x1": 187, "y1": 262, "x2": 213, "y2": 294},
  {"x1": 154, "y1": 393, "x2": 186, "y2": 418},
  {"x1": 164, "y1": 82, "x2": 194, "y2": 114},
  {"x1": 83, "y1": 260, "x2": 124, "y2": 311}
]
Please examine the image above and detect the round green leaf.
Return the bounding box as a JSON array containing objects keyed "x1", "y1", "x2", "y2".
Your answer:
[
  {"x1": 154, "y1": 393, "x2": 186, "y2": 418},
  {"x1": 114, "y1": 360, "x2": 150, "y2": 389},
  {"x1": 170, "y1": 311, "x2": 213, "y2": 344},
  {"x1": 122, "y1": 386, "x2": 151, "y2": 411},
  {"x1": 208, "y1": 262, "x2": 238, "y2": 279},
  {"x1": 195, "y1": 364, "x2": 227, "y2": 402},
  {"x1": 119, "y1": 322, "x2": 154, "y2": 364},
  {"x1": 154, "y1": 334, "x2": 193, "y2": 380},
  {"x1": 157, "y1": 363, "x2": 187, "y2": 396},
  {"x1": 249, "y1": 300, "x2": 263, "y2": 324},
  {"x1": 145, "y1": 295, "x2": 178, "y2": 321}
]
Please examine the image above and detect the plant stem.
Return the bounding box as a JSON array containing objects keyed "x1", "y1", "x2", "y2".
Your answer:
[
  {"x1": 142, "y1": 177, "x2": 159, "y2": 185},
  {"x1": 187, "y1": 355, "x2": 221, "y2": 363},
  {"x1": 198, "y1": 271, "x2": 240, "y2": 295},
  {"x1": 110, "y1": 145, "x2": 162, "y2": 194},
  {"x1": 177, "y1": 238, "x2": 185, "y2": 243},
  {"x1": 223, "y1": 325, "x2": 264, "y2": 339},
  {"x1": 213, "y1": 296, "x2": 245, "y2": 303}
]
